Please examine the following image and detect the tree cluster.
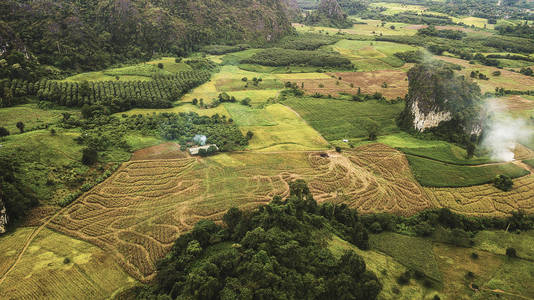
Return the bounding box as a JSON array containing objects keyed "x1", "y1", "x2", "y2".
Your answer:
[
  {"x1": 242, "y1": 48, "x2": 354, "y2": 69},
  {"x1": 0, "y1": 70, "x2": 211, "y2": 111}
]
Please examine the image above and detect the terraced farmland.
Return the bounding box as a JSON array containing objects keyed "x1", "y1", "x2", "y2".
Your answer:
[
  {"x1": 46, "y1": 144, "x2": 431, "y2": 282},
  {"x1": 425, "y1": 174, "x2": 534, "y2": 216}
]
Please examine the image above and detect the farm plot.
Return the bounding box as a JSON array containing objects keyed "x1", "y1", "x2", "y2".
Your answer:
[
  {"x1": 47, "y1": 144, "x2": 431, "y2": 282},
  {"x1": 282, "y1": 71, "x2": 408, "y2": 99},
  {"x1": 284, "y1": 97, "x2": 404, "y2": 141},
  {"x1": 237, "y1": 103, "x2": 330, "y2": 151},
  {"x1": 437, "y1": 56, "x2": 534, "y2": 93},
  {"x1": 328, "y1": 40, "x2": 418, "y2": 71},
  {"x1": 425, "y1": 174, "x2": 534, "y2": 216},
  {"x1": 131, "y1": 142, "x2": 188, "y2": 161}
]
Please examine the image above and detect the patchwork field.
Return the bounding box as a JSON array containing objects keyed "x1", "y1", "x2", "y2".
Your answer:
[
  {"x1": 437, "y1": 56, "x2": 534, "y2": 93},
  {"x1": 43, "y1": 144, "x2": 431, "y2": 281}
]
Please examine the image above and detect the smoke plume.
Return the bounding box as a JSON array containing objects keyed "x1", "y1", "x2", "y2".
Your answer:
[
  {"x1": 481, "y1": 99, "x2": 531, "y2": 162},
  {"x1": 193, "y1": 134, "x2": 207, "y2": 146}
]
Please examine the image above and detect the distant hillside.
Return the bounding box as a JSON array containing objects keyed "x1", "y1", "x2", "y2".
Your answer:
[
  {"x1": 303, "y1": 0, "x2": 352, "y2": 28},
  {"x1": 0, "y1": 0, "x2": 294, "y2": 77}
]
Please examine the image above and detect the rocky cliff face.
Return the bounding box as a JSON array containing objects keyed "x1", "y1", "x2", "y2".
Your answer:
[
  {"x1": 281, "y1": 0, "x2": 302, "y2": 21},
  {"x1": 0, "y1": 198, "x2": 8, "y2": 234},
  {"x1": 399, "y1": 63, "x2": 483, "y2": 140},
  {"x1": 317, "y1": 0, "x2": 346, "y2": 21}
]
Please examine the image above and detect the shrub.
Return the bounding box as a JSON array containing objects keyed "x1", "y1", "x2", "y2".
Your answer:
[
  {"x1": 335, "y1": 146, "x2": 342, "y2": 153},
  {"x1": 494, "y1": 175, "x2": 513, "y2": 191},
  {"x1": 63, "y1": 258, "x2": 70, "y2": 264},
  {"x1": 157, "y1": 63, "x2": 164, "y2": 69},
  {"x1": 0, "y1": 127, "x2": 9, "y2": 137},
  {"x1": 397, "y1": 271, "x2": 411, "y2": 285},
  {"x1": 82, "y1": 147, "x2": 98, "y2": 165},
  {"x1": 471, "y1": 252, "x2": 479, "y2": 259},
  {"x1": 506, "y1": 247, "x2": 517, "y2": 258}
]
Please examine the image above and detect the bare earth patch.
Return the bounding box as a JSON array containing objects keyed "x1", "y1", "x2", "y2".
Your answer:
[
  {"x1": 285, "y1": 70, "x2": 408, "y2": 99},
  {"x1": 131, "y1": 142, "x2": 188, "y2": 161}
]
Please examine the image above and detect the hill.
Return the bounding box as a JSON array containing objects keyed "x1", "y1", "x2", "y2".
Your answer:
[
  {"x1": 0, "y1": 0, "x2": 294, "y2": 77},
  {"x1": 398, "y1": 62, "x2": 483, "y2": 145}
]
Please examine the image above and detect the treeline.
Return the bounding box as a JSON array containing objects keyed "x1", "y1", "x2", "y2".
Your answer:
[
  {"x1": 417, "y1": 25, "x2": 466, "y2": 40},
  {"x1": 202, "y1": 44, "x2": 251, "y2": 55},
  {"x1": 276, "y1": 33, "x2": 340, "y2": 50},
  {"x1": 137, "y1": 180, "x2": 381, "y2": 299},
  {"x1": 241, "y1": 48, "x2": 354, "y2": 69},
  {"x1": 496, "y1": 23, "x2": 534, "y2": 40},
  {"x1": 377, "y1": 34, "x2": 534, "y2": 56},
  {"x1": 69, "y1": 112, "x2": 249, "y2": 154},
  {"x1": 0, "y1": 70, "x2": 211, "y2": 112},
  {"x1": 383, "y1": 12, "x2": 455, "y2": 26}
]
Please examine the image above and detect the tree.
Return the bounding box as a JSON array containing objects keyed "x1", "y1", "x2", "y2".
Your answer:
[
  {"x1": 363, "y1": 119, "x2": 380, "y2": 141},
  {"x1": 16, "y1": 121, "x2": 24, "y2": 133},
  {"x1": 82, "y1": 147, "x2": 98, "y2": 165},
  {"x1": 246, "y1": 131, "x2": 254, "y2": 140},
  {"x1": 0, "y1": 127, "x2": 9, "y2": 137},
  {"x1": 223, "y1": 207, "x2": 242, "y2": 232},
  {"x1": 506, "y1": 247, "x2": 517, "y2": 258},
  {"x1": 466, "y1": 142, "x2": 476, "y2": 159},
  {"x1": 158, "y1": 63, "x2": 164, "y2": 69},
  {"x1": 81, "y1": 105, "x2": 92, "y2": 119},
  {"x1": 192, "y1": 98, "x2": 198, "y2": 105},
  {"x1": 494, "y1": 175, "x2": 513, "y2": 191},
  {"x1": 175, "y1": 58, "x2": 182, "y2": 63}
]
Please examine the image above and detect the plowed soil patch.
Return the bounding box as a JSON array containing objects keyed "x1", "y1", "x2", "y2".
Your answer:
[{"x1": 131, "y1": 142, "x2": 188, "y2": 160}]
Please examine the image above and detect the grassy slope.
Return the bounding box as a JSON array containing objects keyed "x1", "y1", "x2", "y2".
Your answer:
[
  {"x1": 407, "y1": 155, "x2": 529, "y2": 187},
  {"x1": 329, "y1": 235, "x2": 439, "y2": 300},
  {"x1": 61, "y1": 57, "x2": 192, "y2": 82},
  {"x1": 0, "y1": 104, "x2": 79, "y2": 134}
]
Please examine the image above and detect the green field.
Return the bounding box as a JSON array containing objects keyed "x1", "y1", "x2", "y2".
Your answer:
[
  {"x1": 370, "y1": 232, "x2": 442, "y2": 282},
  {"x1": 329, "y1": 235, "x2": 439, "y2": 300},
  {"x1": 61, "y1": 57, "x2": 192, "y2": 82},
  {"x1": 407, "y1": 155, "x2": 530, "y2": 187},
  {"x1": 327, "y1": 39, "x2": 418, "y2": 71},
  {"x1": 239, "y1": 103, "x2": 330, "y2": 151},
  {"x1": 0, "y1": 104, "x2": 79, "y2": 134},
  {"x1": 284, "y1": 97, "x2": 404, "y2": 141}
]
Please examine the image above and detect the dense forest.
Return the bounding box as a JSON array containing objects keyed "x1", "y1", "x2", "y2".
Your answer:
[{"x1": 0, "y1": 0, "x2": 295, "y2": 78}]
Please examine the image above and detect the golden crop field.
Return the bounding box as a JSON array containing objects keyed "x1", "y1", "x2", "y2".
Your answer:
[
  {"x1": 425, "y1": 174, "x2": 534, "y2": 217},
  {"x1": 47, "y1": 144, "x2": 431, "y2": 282}
]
